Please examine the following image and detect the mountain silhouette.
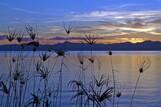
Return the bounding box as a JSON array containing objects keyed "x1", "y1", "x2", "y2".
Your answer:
[{"x1": 0, "y1": 41, "x2": 161, "y2": 51}]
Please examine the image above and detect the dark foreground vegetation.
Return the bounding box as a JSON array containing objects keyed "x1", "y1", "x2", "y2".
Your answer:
[{"x1": 0, "y1": 25, "x2": 151, "y2": 107}]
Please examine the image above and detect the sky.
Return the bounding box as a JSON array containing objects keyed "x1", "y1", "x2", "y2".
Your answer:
[{"x1": 1, "y1": 0, "x2": 161, "y2": 44}]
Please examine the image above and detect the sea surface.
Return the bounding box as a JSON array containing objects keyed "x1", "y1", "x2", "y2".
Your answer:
[{"x1": 0, "y1": 51, "x2": 161, "y2": 107}]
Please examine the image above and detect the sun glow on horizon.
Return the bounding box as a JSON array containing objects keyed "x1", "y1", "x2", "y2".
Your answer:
[{"x1": 121, "y1": 38, "x2": 145, "y2": 43}]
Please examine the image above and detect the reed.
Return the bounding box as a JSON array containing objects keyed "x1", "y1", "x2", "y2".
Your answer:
[
  {"x1": 130, "y1": 56, "x2": 151, "y2": 107},
  {"x1": 25, "y1": 25, "x2": 37, "y2": 41},
  {"x1": 107, "y1": 50, "x2": 117, "y2": 107},
  {"x1": 63, "y1": 23, "x2": 73, "y2": 36},
  {"x1": 70, "y1": 74, "x2": 113, "y2": 107},
  {"x1": 0, "y1": 25, "x2": 153, "y2": 107}
]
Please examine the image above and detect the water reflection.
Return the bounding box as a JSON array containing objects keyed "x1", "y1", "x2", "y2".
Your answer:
[{"x1": 0, "y1": 52, "x2": 160, "y2": 107}]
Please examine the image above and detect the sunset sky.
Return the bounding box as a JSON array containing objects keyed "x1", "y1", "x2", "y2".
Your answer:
[{"x1": 1, "y1": 0, "x2": 161, "y2": 44}]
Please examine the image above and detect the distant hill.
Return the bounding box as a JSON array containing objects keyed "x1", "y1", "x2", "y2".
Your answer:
[{"x1": 0, "y1": 41, "x2": 161, "y2": 51}]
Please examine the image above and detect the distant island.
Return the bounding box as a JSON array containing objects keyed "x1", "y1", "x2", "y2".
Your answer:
[{"x1": 0, "y1": 41, "x2": 161, "y2": 51}]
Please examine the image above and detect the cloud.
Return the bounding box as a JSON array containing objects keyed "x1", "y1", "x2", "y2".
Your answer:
[
  {"x1": 1, "y1": 4, "x2": 161, "y2": 42},
  {"x1": 119, "y1": 27, "x2": 155, "y2": 32},
  {"x1": 71, "y1": 10, "x2": 161, "y2": 34},
  {"x1": 74, "y1": 10, "x2": 161, "y2": 21},
  {"x1": 11, "y1": 8, "x2": 42, "y2": 15},
  {"x1": 73, "y1": 11, "x2": 121, "y2": 21},
  {"x1": 68, "y1": 16, "x2": 161, "y2": 42},
  {"x1": 0, "y1": 32, "x2": 6, "y2": 36}
]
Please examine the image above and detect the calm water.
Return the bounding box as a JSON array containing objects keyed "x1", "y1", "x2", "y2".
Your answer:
[{"x1": 0, "y1": 51, "x2": 161, "y2": 107}]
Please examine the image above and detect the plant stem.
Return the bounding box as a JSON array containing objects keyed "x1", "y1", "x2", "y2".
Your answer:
[
  {"x1": 130, "y1": 73, "x2": 141, "y2": 107},
  {"x1": 110, "y1": 56, "x2": 115, "y2": 107}
]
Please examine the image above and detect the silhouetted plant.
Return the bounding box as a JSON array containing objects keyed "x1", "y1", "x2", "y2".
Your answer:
[
  {"x1": 68, "y1": 53, "x2": 89, "y2": 107},
  {"x1": 0, "y1": 80, "x2": 10, "y2": 107},
  {"x1": 7, "y1": 27, "x2": 17, "y2": 42},
  {"x1": 77, "y1": 54, "x2": 89, "y2": 82},
  {"x1": 116, "y1": 91, "x2": 122, "y2": 107},
  {"x1": 108, "y1": 50, "x2": 112, "y2": 56},
  {"x1": 0, "y1": 81, "x2": 10, "y2": 95},
  {"x1": 13, "y1": 68, "x2": 23, "y2": 81},
  {"x1": 0, "y1": 23, "x2": 155, "y2": 107},
  {"x1": 36, "y1": 65, "x2": 51, "y2": 81},
  {"x1": 108, "y1": 50, "x2": 116, "y2": 107},
  {"x1": 77, "y1": 54, "x2": 84, "y2": 65},
  {"x1": 12, "y1": 57, "x2": 16, "y2": 63},
  {"x1": 70, "y1": 74, "x2": 113, "y2": 107},
  {"x1": 39, "y1": 52, "x2": 50, "y2": 62},
  {"x1": 83, "y1": 34, "x2": 96, "y2": 45},
  {"x1": 82, "y1": 34, "x2": 97, "y2": 78},
  {"x1": 88, "y1": 56, "x2": 95, "y2": 64},
  {"x1": 25, "y1": 92, "x2": 42, "y2": 107},
  {"x1": 55, "y1": 50, "x2": 66, "y2": 57},
  {"x1": 16, "y1": 32, "x2": 24, "y2": 43},
  {"x1": 116, "y1": 92, "x2": 121, "y2": 98},
  {"x1": 24, "y1": 41, "x2": 39, "y2": 47},
  {"x1": 69, "y1": 80, "x2": 84, "y2": 107},
  {"x1": 137, "y1": 56, "x2": 151, "y2": 73},
  {"x1": 63, "y1": 23, "x2": 73, "y2": 35},
  {"x1": 130, "y1": 56, "x2": 151, "y2": 107},
  {"x1": 50, "y1": 49, "x2": 71, "y2": 107},
  {"x1": 25, "y1": 25, "x2": 37, "y2": 41},
  {"x1": 36, "y1": 65, "x2": 51, "y2": 107}
]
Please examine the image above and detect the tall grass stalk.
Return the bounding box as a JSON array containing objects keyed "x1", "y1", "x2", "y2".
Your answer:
[
  {"x1": 108, "y1": 51, "x2": 116, "y2": 107},
  {"x1": 57, "y1": 57, "x2": 64, "y2": 107},
  {"x1": 130, "y1": 73, "x2": 141, "y2": 107},
  {"x1": 130, "y1": 56, "x2": 151, "y2": 107}
]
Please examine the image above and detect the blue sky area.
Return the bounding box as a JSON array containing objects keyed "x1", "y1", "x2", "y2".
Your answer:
[
  {"x1": 0, "y1": 0, "x2": 161, "y2": 25},
  {"x1": 0, "y1": 0, "x2": 161, "y2": 42}
]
